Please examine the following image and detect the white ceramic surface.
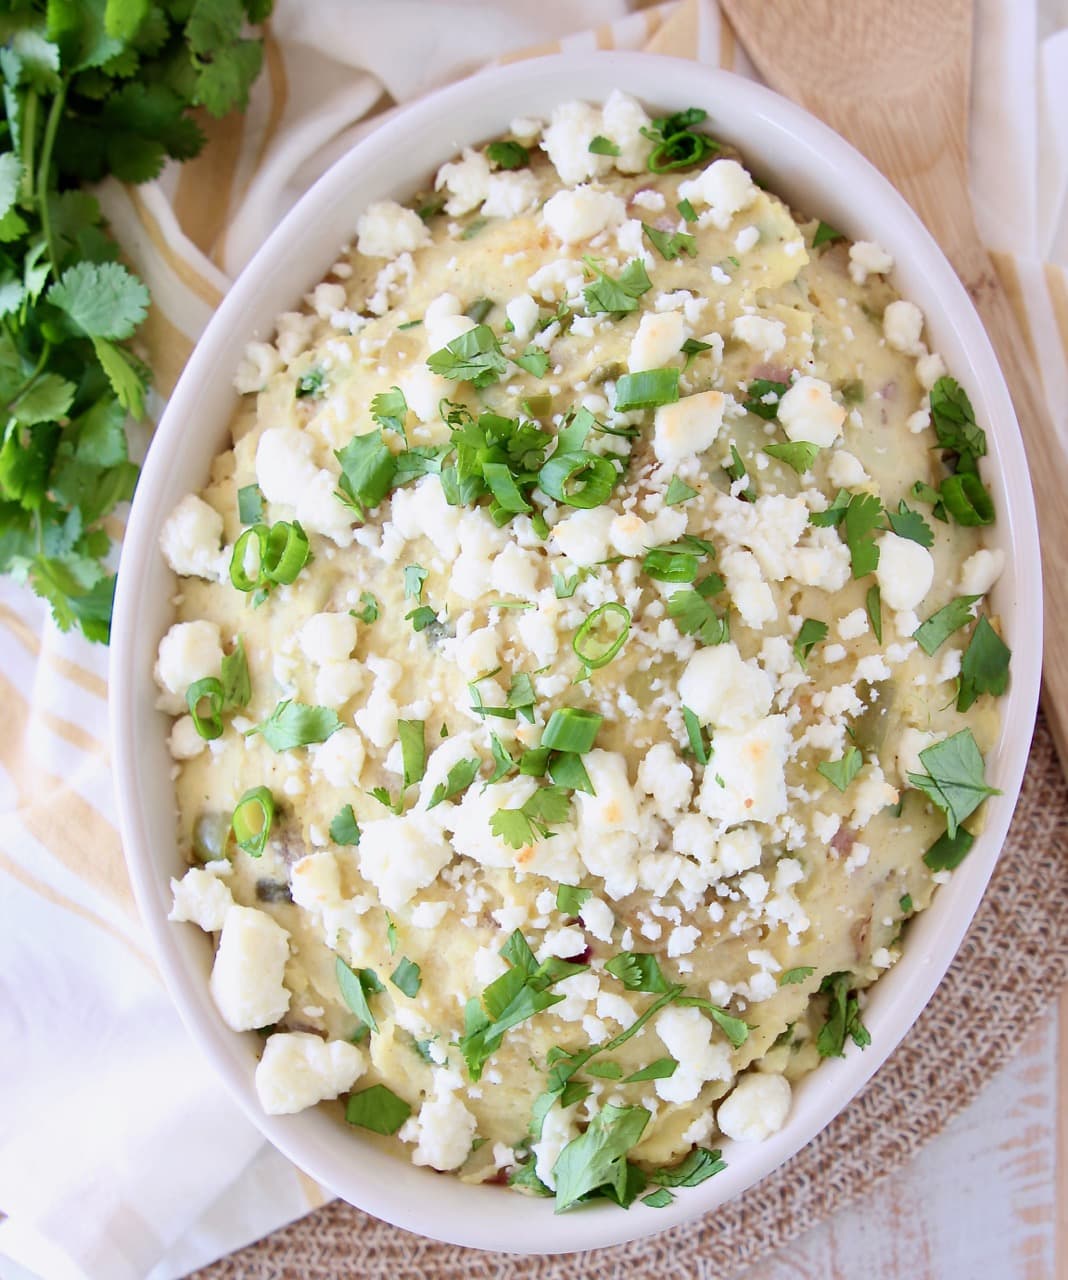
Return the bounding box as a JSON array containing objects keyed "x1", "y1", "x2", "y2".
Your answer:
[{"x1": 110, "y1": 53, "x2": 1043, "y2": 1255}]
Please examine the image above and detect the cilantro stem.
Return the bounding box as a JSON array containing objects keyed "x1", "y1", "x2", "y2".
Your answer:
[
  {"x1": 36, "y1": 82, "x2": 69, "y2": 277},
  {"x1": 6, "y1": 342, "x2": 52, "y2": 415},
  {"x1": 20, "y1": 90, "x2": 38, "y2": 206}
]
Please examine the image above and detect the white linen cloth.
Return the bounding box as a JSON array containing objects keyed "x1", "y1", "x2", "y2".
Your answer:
[{"x1": 0, "y1": 2, "x2": 1066, "y2": 1277}]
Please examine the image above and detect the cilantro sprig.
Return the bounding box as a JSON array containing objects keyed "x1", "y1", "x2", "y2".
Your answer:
[{"x1": 0, "y1": 3, "x2": 272, "y2": 641}]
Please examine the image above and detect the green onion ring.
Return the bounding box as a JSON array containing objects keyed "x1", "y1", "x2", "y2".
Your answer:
[
  {"x1": 572, "y1": 602, "x2": 631, "y2": 672},
  {"x1": 231, "y1": 786, "x2": 275, "y2": 857},
  {"x1": 186, "y1": 677, "x2": 225, "y2": 740}
]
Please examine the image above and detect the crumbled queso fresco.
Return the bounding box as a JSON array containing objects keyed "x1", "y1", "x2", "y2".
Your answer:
[{"x1": 159, "y1": 94, "x2": 1010, "y2": 1210}]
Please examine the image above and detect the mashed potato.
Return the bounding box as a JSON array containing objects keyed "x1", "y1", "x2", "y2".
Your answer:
[{"x1": 159, "y1": 94, "x2": 1007, "y2": 1209}]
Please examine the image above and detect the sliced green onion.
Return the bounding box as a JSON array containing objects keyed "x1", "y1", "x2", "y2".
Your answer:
[
  {"x1": 482, "y1": 460, "x2": 533, "y2": 513},
  {"x1": 262, "y1": 520, "x2": 310, "y2": 584},
  {"x1": 642, "y1": 546, "x2": 699, "y2": 583},
  {"x1": 573, "y1": 602, "x2": 631, "y2": 672},
  {"x1": 230, "y1": 525, "x2": 267, "y2": 592},
  {"x1": 538, "y1": 451, "x2": 616, "y2": 509},
  {"x1": 231, "y1": 786, "x2": 274, "y2": 857},
  {"x1": 614, "y1": 368, "x2": 679, "y2": 411},
  {"x1": 229, "y1": 521, "x2": 310, "y2": 594},
  {"x1": 541, "y1": 707, "x2": 604, "y2": 754},
  {"x1": 186, "y1": 677, "x2": 224, "y2": 740},
  {"x1": 649, "y1": 131, "x2": 716, "y2": 173},
  {"x1": 940, "y1": 471, "x2": 995, "y2": 526}
]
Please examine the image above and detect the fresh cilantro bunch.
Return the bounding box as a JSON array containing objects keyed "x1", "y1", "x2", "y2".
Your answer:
[{"x1": 0, "y1": 1, "x2": 272, "y2": 640}]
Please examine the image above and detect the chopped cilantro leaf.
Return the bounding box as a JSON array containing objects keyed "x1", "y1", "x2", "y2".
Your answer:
[
  {"x1": 779, "y1": 966, "x2": 815, "y2": 986},
  {"x1": 295, "y1": 366, "x2": 326, "y2": 398},
  {"x1": 335, "y1": 956, "x2": 381, "y2": 1032},
  {"x1": 812, "y1": 220, "x2": 843, "y2": 247},
  {"x1": 665, "y1": 474, "x2": 698, "y2": 505},
  {"x1": 743, "y1": 378, "x2": 788, "y2": 420},
  {"x1": 765, "y1": 440, "x2": 820, "y2": 474},
  {"x1": 370, "y1": 386, "x2": 408, "y2": 436},
  {"x1": 809, "y1": 488, "x2": 851, "y2": 528},
  {"x1": 514, "y1": 345, "x2": 550, "y2": 377},
  {"x1": 723, "y1": 443, "x2": 755, "y2": 500},
  {"x1": 428, "y1": 756, "x2": 481, "y2": 808},
  {"x1": 680, "y1": 337, "x2": 713, "y2": 368},
  {"x1": 345, "y1": 1083, "x2": 410, "y2": 1135},
  {"x1": 335, "y1": 429, "x2": 396, "y2": 515},
  {"x1": 552, "y1": 1104, "x2": 651, "y2": 1213},
  {"x1": 886, "y1": 499, "x2": 934, "y2": 547},
  {"x1": 583, "y1": 257, "x2": 652, "y2": 316},
  {"x1": 427, "y1": 324, "x2": 509, "y2": 388},
  {"x1": 486, "y1": 140, "x2": 530, "y2": 169},
  {"x1": 913, "y1": 595, "x2": 980, "y2": 655},
  {"x1": 403, "y1": 564, "x2": 428, "y2": 600},
  {"x1": 793, "y1": 618, "x2": 828, "y2": 669},
  {"x1": 907, "y1": 729, "x2": 999, "y2": 838},
  {"x1": 237, "y1": 484, "x2": 263, "y2": 525},
  {"x1": 390, "y1": 957, "x2": 422, "y2": 998},
  {"x1": 816, "y1": 972, "x2": 871, "y2": 1057},
  {"x1": 490, "y1": 785, "x2": 572, "y2": 849},
  {"x1": 866, "y1": 583, "x2": 883, "y2": 642},
  {"x1": 249, "y1": 700, "x2": 341, "y2": 752},
  {"x1": 605, "y1": 952, "x2": 670, "y2": 993},
  {"x1": 642, "y1": 223, "x2": 696, "y2": 261},
  {"x1": 818, "y1": 745, "x2": 863, "y2": 792},
  {"x1": 354, "y1": 591, "x2": 379, "y2": 624},
  {"x1": 923, "y1": 825, "x2": 975, "y2": 871},
  {"x1": 929, "y1": 376, "x2": 987, "y2": 464},
  {"x1": 329, "y1": 804, "x2": 361, "y2": 846},
  {"x1": 624, "y1": 1057, "x2": 678, "y2": 1083},
  {"x1": 957, "y1": 616, "x2": 1011, "y2": 711},
  {"x1": 652, "y1": 1147, "x2": 726, "y2": 1187},
  {"x1": 843, "y1": 492, "x2": 883, "y2": 578},
  {"x1": 556, "y1": 884, "x2": 592, "y2": 916},
  {"x1": 398, "y1": 719, "x2": 426, "y2": 787},
  {"x1": 405, "y1": 605, "x2": 438, "y2": 633},
  {"x1": 668, "y1": 583, "x2": 728, "y2": 646},
  {"x1": 588, "y1": 135, "x2": 621, "y2": 156}
]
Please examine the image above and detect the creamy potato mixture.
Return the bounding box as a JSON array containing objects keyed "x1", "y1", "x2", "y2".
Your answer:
[{"x1": 158, "y1": 94, "x2": 1009, "y2": 1210}]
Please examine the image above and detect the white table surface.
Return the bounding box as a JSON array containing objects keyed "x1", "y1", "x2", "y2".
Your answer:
[{"x1": 738, "y1": 989, "x2": 1064, "y2": 1280}]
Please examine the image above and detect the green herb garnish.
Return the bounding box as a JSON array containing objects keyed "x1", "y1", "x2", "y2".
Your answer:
[
  {"x1": 642, "y1": 222, "x2": 696, "y2": 261},
  {"x1": 793, "y1": 618, "x2": 829, "y2": 669},
  {"x1": 907, "y1": 729, "x2": 998, "y2": 838},
  {"x1": 583, "y1": 257, "x2": 652, "y2": 316},
  {"x1": 248, "y1": 700, "x2": 341, "y2": 752},
  {"x1": 390, "y1": 957, "x2": 422, "y2": 998},
  {"x1": 329, "y1": 804, "x2": 361, "y2": 846},
  {"x1": 957, "y1": 616, "x2": 1011, "y2": 711},
  {"x1": 231, "y1": 785, "x2": 274, "y2": 857},
  {"x1": 345, "y1": 1083, "x2": 411, "y2": 1135},
  {"x1": 817, "y1": 746, "x2": 862, "y2": 792},
  {"x1": 486, "y1": 140, "x2": 530, "y2": 169}
]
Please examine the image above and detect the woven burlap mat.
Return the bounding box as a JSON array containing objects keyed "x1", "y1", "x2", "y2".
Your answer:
[{"x1": 195, "y1": 712, "x2": 1068, "y2": 1280}]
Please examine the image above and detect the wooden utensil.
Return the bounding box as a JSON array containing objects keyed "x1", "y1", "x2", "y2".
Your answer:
[{"x1": 719, "y1": 0, "x2": 1068, "y2": 767}]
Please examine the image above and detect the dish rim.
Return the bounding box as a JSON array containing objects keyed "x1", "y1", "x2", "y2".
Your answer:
[{"x1": 110, "y1": 51, "x2": 1042, "y2": 1254}]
